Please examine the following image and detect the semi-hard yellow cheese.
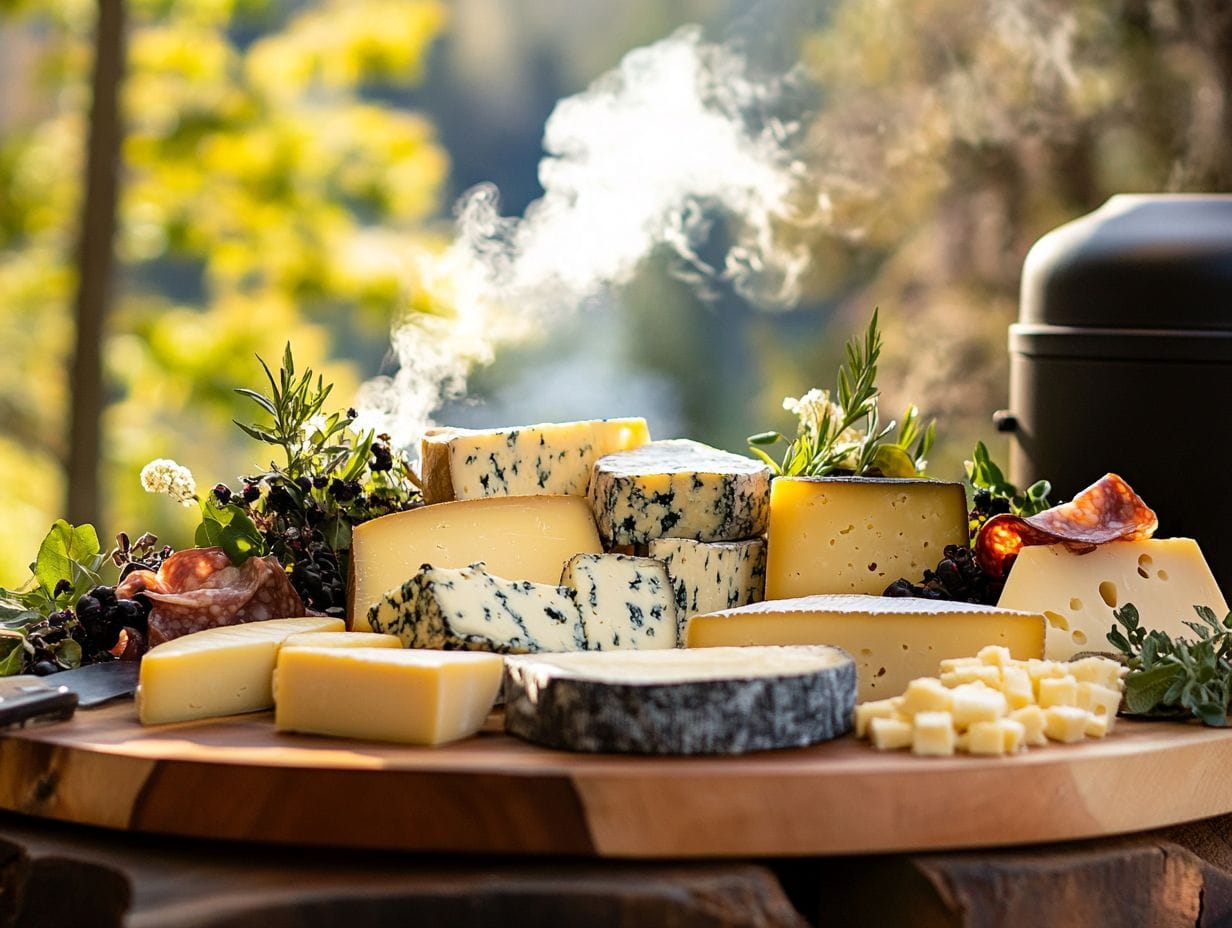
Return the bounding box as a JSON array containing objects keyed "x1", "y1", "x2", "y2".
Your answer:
[
  {"x1": 281, "y1": 631, "x2": 402, "y2": 650},
  {"x1": 348, "y1": 495, "x2": 602, "y2": 631},
  {"x1": 137, "y1": 616, "x2": 344, "y2": 725},
  {"x1": 997, "y1": 538, "x2": 1229, "y2": 660},
  {"x1": 686, "y1": 594, "x2": 1045, "y2": 701},
  {"x1": 273, "y1": 647, "x2": 503, "y2": 745},
  {"x1": 765, "y1": 477, "x2": 968, "y2": 599}
]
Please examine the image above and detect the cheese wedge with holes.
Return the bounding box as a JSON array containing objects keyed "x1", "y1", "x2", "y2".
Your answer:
[
  {"x1": 274, "y1": 647, "x2": 503, "y2": 744},
  {"x1": 137, "y1": 616, "x2": 344, "y2": 725},
  {"x1": 348, "y1": 495, "x2": 602, "y2": 630},
  {"x1": 686, "y1": 594, "x2": 1045, "y2": 701},
  {"x1": 997, "y1": 538, "x2": 1229, "y2": 660},
  {"x1": 765, "y1": 477, "x2": 968, "y2": 599},
  {"x1": 420, "y1": 418, "x2": 650, "y2": 504}
]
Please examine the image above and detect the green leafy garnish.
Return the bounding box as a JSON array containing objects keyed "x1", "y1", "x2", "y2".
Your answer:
[
  {"x1": 0, "y1": 520, "x2": 106, "y2": 617},
  {"x1": 748, "y1": 310, "x2": 936, "y2": 478},
  {"x1": 966, "y1": 441, "x2": 1051, "y2": 516},
  {"x1": 1107, "y1": 603, "x2": 1232, "y2": 726}
]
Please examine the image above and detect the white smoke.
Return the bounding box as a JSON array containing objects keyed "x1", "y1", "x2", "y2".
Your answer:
[{"x1": 355, "y1": 25, "x2": 819, "y2": 445}]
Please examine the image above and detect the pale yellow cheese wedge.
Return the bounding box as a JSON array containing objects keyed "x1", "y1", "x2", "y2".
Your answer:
[
  {"x1": 137, "y1": 616, "x2": 344, "y2": 725},
  {"x1": 282, "y1": 631, "x2": 402, "y2": 650},
  {"x1": 273, "y1": 647, "x2": 503, "y2": 745}
]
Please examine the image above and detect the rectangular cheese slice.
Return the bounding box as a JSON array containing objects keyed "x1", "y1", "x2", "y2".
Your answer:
[
  {"x1": 686, "y1": 594, "x2": 1045, "y2": 701},
  {"x1": 282, "y1": 631, "x2": 402, "y2": 650},
  {"x1": 137, "y1": 616, "x2": 344, "y2": 725},
  {"x1": 588, "y1": 440, "x2": 771, "y2": 546},
  {"x1": 997, "y1": 538, "x2": 1230, "y2": 660},
  {"x1": 765, "y1": 477, "x2": 968, "y2": 599},
  {"x1": 274, "y1": 647, "x2": 503, "y2": 745},
  {"x1": 647, "y1": 536, "x2": 765, "y2": 639},
  {"x1": 561, "y1": 553, "x2": 678, "y2": 649},
  {"x1": 419, "y1": 418, "x2": 650, "y2": 504},
  {"x1": 348, "y1": 495, "x2": 601, "y2": 630},
  {"x1": 369, "y1": 563, "x2": 586, "y2": 653}
]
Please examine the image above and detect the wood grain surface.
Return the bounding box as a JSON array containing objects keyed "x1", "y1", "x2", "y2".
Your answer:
[{"x1": 1, "y1": 702, "x2": 1231, "y2": 858}]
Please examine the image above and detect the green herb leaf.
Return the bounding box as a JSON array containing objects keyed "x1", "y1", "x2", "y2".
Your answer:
[{"x1": 0, "y1": 634, "x2": 25, "y2": 676}]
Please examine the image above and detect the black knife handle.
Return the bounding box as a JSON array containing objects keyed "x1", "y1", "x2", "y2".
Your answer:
[{"x1": 0, "y1": 678, "x2": 79, "y2": 728}]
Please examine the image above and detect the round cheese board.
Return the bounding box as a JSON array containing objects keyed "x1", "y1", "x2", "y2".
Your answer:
[{"x1": 1, "y1": 703, "x2": 1230, "y2": 858}]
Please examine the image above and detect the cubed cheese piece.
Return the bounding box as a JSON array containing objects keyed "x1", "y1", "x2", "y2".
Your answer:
[
  {"x1": 765, "y1": 477, "x2": 968, "y2": 599},
  {"x1": 647, "y1": 536, "x2": 766, "y2": 637},
  {"x1": 978, "y1": 645, "x2": 1013, "y2": 668},
  {"x1": 1084, "y1": 713, "x2": 1111, "y2": 738},
  {"x1": 854, "y1": 698, "x2": 903, "y2": 738},
  {"x1": 419, "y1": 418, "x2": 650, "y2": 504},
  {"x1": 1038, "y1": 675, "x2": 1079, "y2": 708},
  {"x1": 274, "y1": 647, "x2": 503, "y2": 745},
  {"x1": 1010, "y1": 705, "x2": 1047, "y2": 746},
  {"x1": 1043, "y1": 705, "x2": 1090, "y2": 743},
  {"x1": 1067, "y1": 656, "x2": 1126, "y2": 690},
  {"x1": 912, "y1": 711, "x2": 956, "y2": 756},
  {"x1": 588, "y1": 440, "x2": 771, "y2": 545},
  {"x1": 940, "y1": 664, "x2": 1002, "y2": 689},
  {"x1": 899, "y1": 677, "x2": 953, "y2": 717},
  {"x1": 369, "y1": 563, "x2": 585, "y2": 653},
  {"x1": 939, "y1": 656, "x2": 981, "y2": 674},
  {"x1": 997, "y1": 538, "x2": 1229, "y2": 660},
  {"x1": 348, "y1": 495, "x2": 601, "y2": 630},
  {"x1": 1000, "y1": 666, "x2": 1035, "y2": 710},
  {"x1": 137, "y1": 616, "x2": 344, "y2": 725},
  {"x1": 967, "y1": 719, "x2": 1026, "y2": 756},
  {"x1": 282, "y1": 631, "x2": 402, "y2": 650},
  {"x1": 1077, "y1": 681, "x2": 1122, "y2": 728},
  {"x1": 561, "y1": 553, "x2": 678, "y2": 649},
  {"x1": 1026, "y1": 659, "x2": 1069, "y2": 698},
  {"x1": 687, "y1": 594, "x2": 1044, "y2": 701},
  {"x1": 949, "y1": 683, "x2": 1008, "y2": 730},
  {"x1": 870, "y1": 716, "x2": 914, "y2": 750}
]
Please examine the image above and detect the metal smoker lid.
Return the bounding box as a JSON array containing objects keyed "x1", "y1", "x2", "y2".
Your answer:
[{"x1": 1020, "y1": 194, "x2": 1232, "y2": 331}]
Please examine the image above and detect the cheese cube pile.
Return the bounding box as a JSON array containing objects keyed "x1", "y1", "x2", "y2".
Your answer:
[{"x1": 855, "y1": 646, "x2": 1126, "y2": 757}]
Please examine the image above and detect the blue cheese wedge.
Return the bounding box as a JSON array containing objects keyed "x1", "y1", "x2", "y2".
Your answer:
[
  {"x1": 420, "y1": 418, "x2": 650, "y2": 503},
  {"x1": 647, "y1": 536, "x2": 766, "y2": 639},
  {"x1": 503, "y1": 645, "x2": 856, "y2": 754},
  {"x1": 588, "y1": 440, "x2": 771, "y2": 546},
  {"x1": 561, "y1": 553, "x2": 678, "y2": 649},
  {"x1": 368, "y1": 563, "x2": 585, "y2": 653}
]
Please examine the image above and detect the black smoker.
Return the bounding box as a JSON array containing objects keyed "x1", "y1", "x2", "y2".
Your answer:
[{"x1": 1002, "y1": 194, "x2": 1232, "y2": 588}]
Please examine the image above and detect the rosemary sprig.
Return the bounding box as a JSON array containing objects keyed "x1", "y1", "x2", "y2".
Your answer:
[{"x1": 1107, "y1": 602, "x2": 1232, "y2": 726}]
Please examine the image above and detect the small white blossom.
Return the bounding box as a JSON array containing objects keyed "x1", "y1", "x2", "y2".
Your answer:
[
  {"x1": 140, "y1": 458, "x2": 198, "y2": 507},
  {"x1": 782, "y1": 389, "x2": 861, "y2": 443},
  {"x1": 302, "y1": 414, "x2": 329, "y2": 440}
]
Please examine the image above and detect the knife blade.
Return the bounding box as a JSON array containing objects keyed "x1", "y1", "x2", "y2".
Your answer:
[{"x1": 45, "y1": 660, "x2": 140, "y2": 708}]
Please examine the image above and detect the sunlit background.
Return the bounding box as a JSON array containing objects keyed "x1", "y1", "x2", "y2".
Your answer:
[{"x1": 0, "y1": 0, "x2": 1229, "y2": 584}]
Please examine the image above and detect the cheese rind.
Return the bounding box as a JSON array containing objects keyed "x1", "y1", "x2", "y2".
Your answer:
[
  {"x1": 369, "y1": 563, "x2": 585, "y2": 653},
  {"x1": 348, "y1": 495, "x2": 602, "y2": 630},
  {"x1": 997, "y1": 538, "x2": 1230, "y2": 660},
  {"x1": 281, "y1": 631, "x2": 402, "y2": 650},
  {"x1": 136, "y1": 616, "x2": 345, "y2": 725},
  {"x1": 647, "y1": 536, "x2": 766, "y2": 639},
  {"x1": 274, "y1": 647, "x2": 502, "y2": 745},
  {"x1": 588, "y1": 440, "x2": 771, "y2": 546},
  {"x1": 686, "y1": 594, "x2": 1045, "y2": 701},
  {"x1": 560, "y1": 553, "x2": 678, "y2": 649},
  {"x1": 503, "y1": 645, "x2": 856, "y2": 754},
  {"x1": 765, "y1": 477, "x2": 968, "y2": 599},
  {"x1": 420, "y1": 418, "x2": 650, "y2": 504}
]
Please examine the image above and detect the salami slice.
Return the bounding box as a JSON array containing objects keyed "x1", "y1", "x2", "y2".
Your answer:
[
  {"x1": 117, "y1": 548, "x2": 305, "y2": 646},
  {"x1": 975, "y1": 473, "x2": 1158, "y2": 578}
]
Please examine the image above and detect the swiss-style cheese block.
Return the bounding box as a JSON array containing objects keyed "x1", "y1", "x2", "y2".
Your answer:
[
  {"x1": 274, "y1": 647, "x2": 502, "y2": 745},
  {"x1": 348, "y1": 495, "x2": 601, "y2": 631},
  {"x1": 281, "y1": 631, "x2": 402, "y2": 650},
  {"x1": 647, "y1": 536, "x2": 766, "y2": 639},
  {"x1": 369, "y1": 563, "x2": 586, "y2": 653},
  {"x1": 686, "y1": 594, "x2": 1045, "y2": 701},
  {"x1": 560, "y1": 553, "x2": 678, "y2": 649},
  {"x1": 503, "y1": 645, "x2": 855, "y2": 754},
  {"x1": 588, "y1": 440, "x2": 771, "y2": 546},
  {"x1": 997, "y1": 537, "x2": 1230, "y2": 660},
  {"x1": 136, "y1": 616, "x2": 344, "y2": 725},
  {"x1": 420, "y1": 418, "x2": 650, "y2": 504},
  {"x1": 765, "y1": 477, "x2": 968, "y2": 599}
]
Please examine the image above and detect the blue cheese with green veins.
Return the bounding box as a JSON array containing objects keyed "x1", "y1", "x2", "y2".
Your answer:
[
  {"x1": 561, "y1": 553, "x2": 678, "y2": 649},
  {"x1": 419, "y1": 418, "x2": 650, "y2": 504},
  {"x1": 588, "y1": 440, "x2": 771, "y2": 546},
  {"x1": 647, "y1": 537, "x2": 765, "y2": 639},
  {"x1": 368, "y1": 563, "x2": 585, "y2": 653}
]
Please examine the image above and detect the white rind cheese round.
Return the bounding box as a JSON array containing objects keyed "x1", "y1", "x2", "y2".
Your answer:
[{"x1": 503, "y1": 645, "x2": 856, "y2": 754}]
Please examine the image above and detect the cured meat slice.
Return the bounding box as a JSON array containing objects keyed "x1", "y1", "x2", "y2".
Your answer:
[
  {"x1": 975, "y1": 473, "x2": 1157, "y2": 578},
  {"x1": 117, "y1": 548, "x2": 305, "y2": 646}
]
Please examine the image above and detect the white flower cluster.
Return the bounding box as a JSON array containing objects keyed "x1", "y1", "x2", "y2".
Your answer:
[
  {"x1": 782, "y1": 388, "x2": 861, "y2": 444},
  {"x1": 140, "y1": 458, "x2": 198, "y2": 507}
]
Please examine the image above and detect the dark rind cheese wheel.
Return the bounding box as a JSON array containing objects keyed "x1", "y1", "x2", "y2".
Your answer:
[{"x1": 503, "y1": 645, "x2": 856, "y2": 755}]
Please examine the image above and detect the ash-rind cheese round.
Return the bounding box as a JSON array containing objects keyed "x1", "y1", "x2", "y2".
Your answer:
[
  {"x1": 503, "y1": 645, "x2": 856, "y2": 755},
  {"x1": 588, "y1": 439, "x2": 771, "y2": 546}
]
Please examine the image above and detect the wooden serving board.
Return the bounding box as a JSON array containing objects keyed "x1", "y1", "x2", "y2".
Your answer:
[{"x1": 1, "y1": 702, "x2": 1231, "y2": 858}]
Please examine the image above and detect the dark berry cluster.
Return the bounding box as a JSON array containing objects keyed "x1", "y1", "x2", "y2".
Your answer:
[
  {"x1": 25, "y1": 585, "x2": 150, "y2": 675},
  {"x1": 884, "y1": 544, "x2": 1005, "y2": 606},
  {"x1": 968, "y1": 488, "x2": 1012, "y2": 538}
]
